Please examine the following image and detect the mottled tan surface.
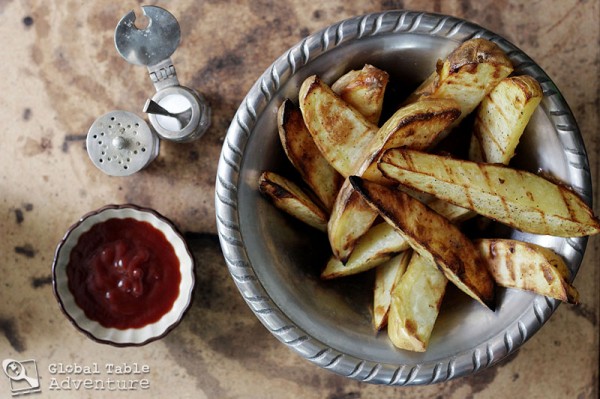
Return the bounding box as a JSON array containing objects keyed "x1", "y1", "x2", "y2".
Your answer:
[{"x1": 0, "y1": 0, "x2": 598, "y2": 398}]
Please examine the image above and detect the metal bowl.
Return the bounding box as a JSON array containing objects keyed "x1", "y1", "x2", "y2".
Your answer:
[{"x1": 216, "y1": 11, "x2": 591, "y2": 385}]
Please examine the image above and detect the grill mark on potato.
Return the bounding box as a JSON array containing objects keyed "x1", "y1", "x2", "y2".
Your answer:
[
  {"x1": 488, "y1": 95, "x2": 511, "y2": 126},
  {"x1": 554, "y1": 181, "x2": 600, "y2": 233},
  {"x1": 541, "y1": 265, "x2": 555, "y2": 284},
  {"x1": 351, "y1": 177, "x2": 494, "y2": 308},
  {"x1": 505, "y1": 242, "x2": 517, "y2": 282},
  {"x1": 374, "y1": 305, "x2": 386, "y2": 319},
  {"x1": 382, "y1": 149, "x2": 600, "y2": 236},
  {"x1": 526, "y1": 191, "x2": 535, "y2": 201},
  {"x1": 404, "y1": 319, "x2": 418, "y2": 336},
  {"x1": 260, "y1": 179, "x2": 294, "y2": 199},
  {"x1": 491, "y1": 68, "x2": 503, "y2": 80},
  {"x1": 472, "y1": 113, "x2": 488, "y2": 162},
  {"x1": 473, "y1": 111, "x2": 502, "y2": 161},
  {"x1": 446, "y1": 39, "x2": 511, "y2": 74},
  {"x1": 559, "y1": 185, "x2": 579, "y2": 224},
  {"x1": 511, "y1": 76, "x2": 537, "y2": 101},
  {"x1": 479, "y1": 162, "x2": 511, "y2": 224},
  {"x1": 339, "y1": 193, "x2": 368, "y2": 255},
  {"x1": 385, "y1": 109, "x2": 461, "y2": 140},
  {"x1": 402, "y1": 151, "x2": 418, "y2": 175}
]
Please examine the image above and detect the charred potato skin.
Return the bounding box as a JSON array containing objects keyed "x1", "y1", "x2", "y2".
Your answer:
[
  {"x1": 350, "y1": 176, "x2": 496, "y2": 310},
  {"x1": 299, "y1": 75, "x2": 378, "y2": 178},
  {"x1": 277, "y1": 100, "x2": 343, "y2": 211},
  {"x1": 476, "y1": 239, "x2": 580, "y2": 304},
  {"x1": 406, "y1": 38, "x2": 514, "y2": 128},
  {"x1": 331, "y1": 64, "x2": 389, "y2": 125},
  {"x1": 327, "y1": 99, "x2": 461, "y2": 263},
  {"x1": 258, "y1": 171, "x2": 328, "y2": 232}
]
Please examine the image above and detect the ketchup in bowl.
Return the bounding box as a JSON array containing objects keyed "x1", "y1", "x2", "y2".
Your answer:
[{"x1": 66, "y1": 218, "x2": 181, "y2": 329}]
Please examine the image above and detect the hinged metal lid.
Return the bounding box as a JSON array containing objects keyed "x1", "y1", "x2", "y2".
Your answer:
[{"x1": 113, "y1": 5, "x2": 211, "y2": 142}]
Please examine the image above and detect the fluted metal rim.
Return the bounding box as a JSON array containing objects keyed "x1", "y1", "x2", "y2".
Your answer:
[{"x1": 215, "y1": 10, "x2": 590, "y2": 385}]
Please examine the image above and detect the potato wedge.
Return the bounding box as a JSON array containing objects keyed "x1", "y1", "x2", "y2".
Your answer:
[
  {"x1": 394, "y1": 39, "x2": 513, "y2": 220},
  {"x1": 321, "y1": 222, "x2": 410, "y2": 279},
  {"x1": 324, "y1": 192, "x2": 475, "y2": 279},
  {"x1": 406, "y1": 38, "x2": 514, "y2": 131},
  {"x1": 378, "y1": 148, "x2": 600, "y2": 237},
  {"x1": 387, "y1": 252, "x2": 448, "y2": 352},
  {"x1": 258, "y1": 171, "x2": 328, "y2": 231},
  {"x1": 426, "y1": 75, "x2": 543, "y2": 222},
  {"x1": 469, "y1": 75, "x2": 543, "y2": 163},
  {"x1": 331, "y1": 64, "x2": 389, "y2": 125},
  {"x1": 350, "y1": 176, "x2": 496, "y2": 309},
  {"x1": 476, "y1": 239, "x2": 579, "y2": 304},
  {"x1": 278, "y1": 65, "x2": 389, "y2": 211},
  {"x1": 299, "y1": 75, "x2": 378, "y2": 177},
  {"x1": 360, "y1": 98, "x2": 461, "y2": 183},
  {"x1": 328, "y1": 98, "x2": 461, "y2": 262},
  {"x1": 327, "y1": 182, "x2": 379, "y2": 262},
  {"x1": 373, "y1": 251, "x2": 412, "y2": 330},
  {"x1": 277, "y1": 99, "x2": 343, "y2": 211}
]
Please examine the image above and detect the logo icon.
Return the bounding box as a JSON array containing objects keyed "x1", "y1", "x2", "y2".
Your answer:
[{"x1": 2, "y1": 359, "x2": 41, "y2": 396}]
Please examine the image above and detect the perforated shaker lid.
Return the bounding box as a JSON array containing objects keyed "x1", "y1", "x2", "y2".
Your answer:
[{"x1": 86, "y1": 111, "x2": 159, "y2": 176}]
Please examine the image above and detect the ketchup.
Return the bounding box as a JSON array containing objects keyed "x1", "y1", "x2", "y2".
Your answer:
[{"x1": 67, "y1": 218, "x2": 181, "y2": 329}]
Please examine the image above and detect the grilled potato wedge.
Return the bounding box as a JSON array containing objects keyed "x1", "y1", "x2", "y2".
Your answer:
[
  {"x1": 378, "y1": 149, "x2": 600, "y2": 237},
  {"x1": 360, "y1": 98, "x2": 461, "y2": 183},
  {"x1": 387, "y1": 252, "x2": 448, "y2": 352},
  {"x1": 278, "y1": 100, "x2": 343, "y2": 211},
  {"x1": 325, "y1": 191, "x2": 476, "y2": 279},
  {"x1": 327, "y1": 182, "x2": 379, "y2": 262},
  {"x1": 321, "y1": 222, "x2": 410, "y2": 279},
  {"x1": 469, "y1": 75, "x2": 543, "y2": 163},
  {"x1": 299, "y1": 75, "x2": 378, "y2": 177},
  {"x1": 328, "y1": 99, "x2": 461, "y2": 262},
  {"x1": 278, "y1": 65, "x2": 390, "y2": 211},
  {"x1": 427, "y1": 75, "x2": 543, "y2": 221},
  {"x1": 406, "y1": 38, "x2": 513, "y2": 131},
  {"x1": 476, "y1": 239, "x2": 579, "y2": 304},
  {"x1": 258, "y1": 171, "x2": 328, "y2": 231},
  {"x1": 331, "y1": 64, "x2": 389, "y2": 125},
  {"x1": 350, "y1": 176, "x2": 495, "y2": 309},
  {"x1": 373, "y1": 251, "x2": 412, "y2": 330}
]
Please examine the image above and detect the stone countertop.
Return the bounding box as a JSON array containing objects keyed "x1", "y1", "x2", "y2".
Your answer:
[{"x1": 0, "y1": 0, "x2": 598, "y2": 398}]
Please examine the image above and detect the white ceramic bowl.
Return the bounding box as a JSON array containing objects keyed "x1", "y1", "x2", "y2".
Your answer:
[
  {"x1": 53, "y1": 204, "x2": 195, "y2": 346},
  {"x1": 216, "y1": 11, "x2": 591, "y2": 385}
]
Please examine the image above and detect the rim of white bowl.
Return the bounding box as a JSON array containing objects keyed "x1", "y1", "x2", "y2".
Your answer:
[{"x1": 52, "y1": 204, "x2": 195, "y2": 346}]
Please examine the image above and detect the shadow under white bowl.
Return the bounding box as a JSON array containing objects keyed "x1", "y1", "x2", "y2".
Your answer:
[
  {"x1": 53, "y1": 204, "x2": 195, "y2": 346},
  {"x1": 216, "y1": 11, "x2": 591, "y2": 385}
]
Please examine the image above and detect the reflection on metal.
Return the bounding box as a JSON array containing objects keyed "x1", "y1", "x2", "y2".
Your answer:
[{"x1": 115, "y1": 5, "x2": 211, "y2": 142}]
